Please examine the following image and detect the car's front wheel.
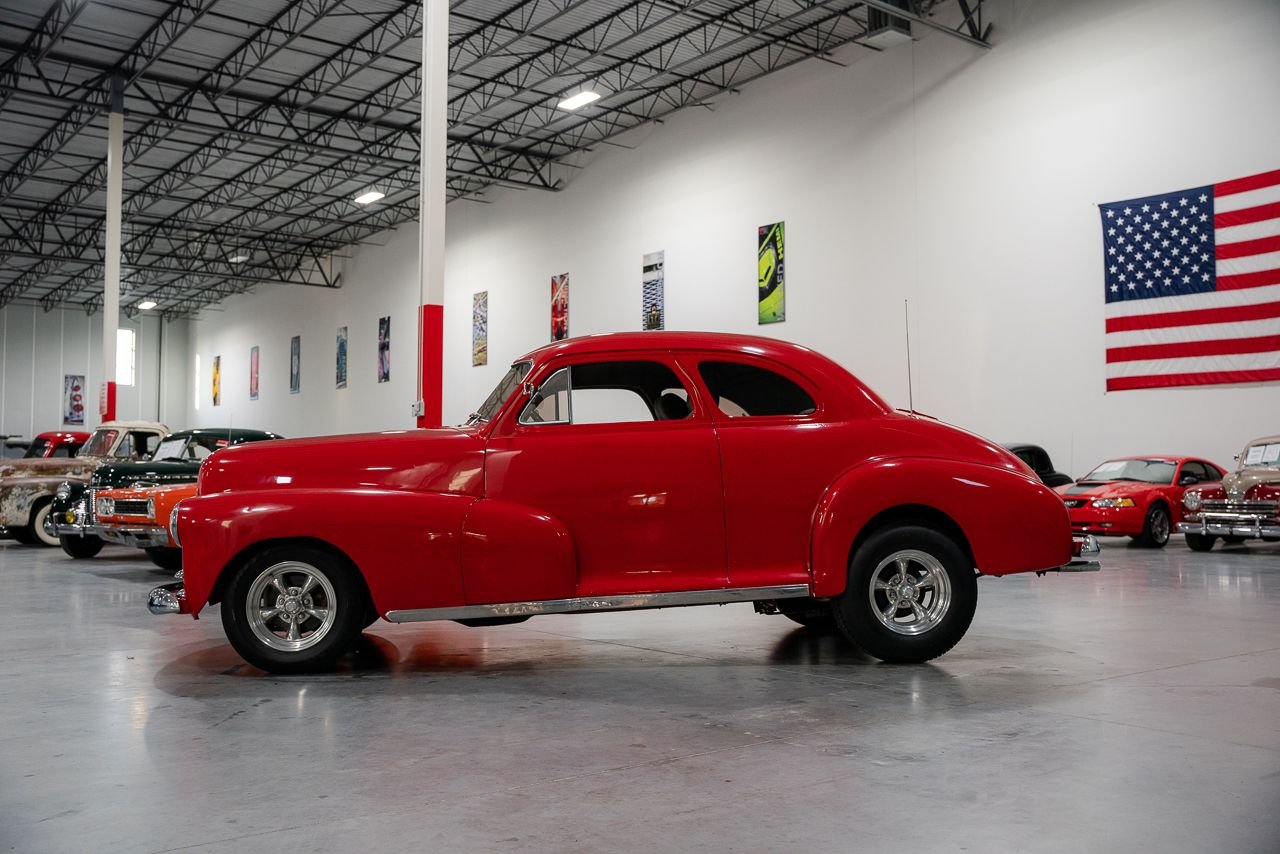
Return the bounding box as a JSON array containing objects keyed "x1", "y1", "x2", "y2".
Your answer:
[
  {"x1": 29, "y1": 501, "x2": 59, "y2": 547},
  {"x1": 60, "y1": 534, "x2": 104, "y2": 559},
  {"x1": 1134, "y1": 504, "x2": 1171, "y2": 548},
  {"x1": 221, "y1": 545, "x2": 367, "y2": 674},
  {"x1": 1185, "y1": 533, "x2": 1217, "y2": 552},
  {"x1": 834, "y1": 525, "x2": 977, "y2": 664}
]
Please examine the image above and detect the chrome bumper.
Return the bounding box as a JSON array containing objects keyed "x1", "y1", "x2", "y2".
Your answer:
[
  {"x1": 1058, "y1": 534, "x2": 1101, "y2": 572},
  {"x1": 53, "y1": 521, "x2": 168, "y2": 548},
  {"x1": 147, "y1": 583, "x2": 189, "y2": 615},
  {"x1": 1178, "y1": 518, "x2": 1280, "y2": 540}
]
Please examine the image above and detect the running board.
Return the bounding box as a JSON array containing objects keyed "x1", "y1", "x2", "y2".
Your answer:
[{"x1": 385, "y1": 584, "x2": 811, "y2": 624}]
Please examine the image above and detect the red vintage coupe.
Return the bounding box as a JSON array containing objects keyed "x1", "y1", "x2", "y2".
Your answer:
[
  {"x1": 1055, "y1": 456, "x2": 1226, "y2": 547},
  {"x1": 150, "y1": 332, "x2": 1097, "y2": 674}
]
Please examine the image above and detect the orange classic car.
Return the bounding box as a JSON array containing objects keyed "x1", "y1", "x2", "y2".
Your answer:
[{"x1": 89, "y1": 482, "x2": 195, "y2": 570}]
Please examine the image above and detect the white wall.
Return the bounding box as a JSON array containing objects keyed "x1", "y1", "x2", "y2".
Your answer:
[
  {"x1": 0, "y1": 306, "x2": 190, "y2": 440},
  {"x1": 185, "y1": 0, "x2": 1280, "y2": 474}
]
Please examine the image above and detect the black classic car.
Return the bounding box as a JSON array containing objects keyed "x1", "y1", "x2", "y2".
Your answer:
[
  {"x1": 51, "y1": 428, "x2": 281, "y2": 564},
  {"x1": 1004, "y1": 444, "x2": 1073, "y2": 488}
]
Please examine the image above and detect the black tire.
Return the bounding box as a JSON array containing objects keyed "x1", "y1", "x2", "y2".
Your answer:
[
  {"x1": 775, "y1": 598, "x2": 838, "y2": 631},
  {"x1": 833, "y1": 525, "x2": 978, "y2": 664},
  {"x1": 1185, "y1": 533, "x2": 1217, "y2": 552},
  {"x1": 1134, "y1": 504, "x2": 1171, "y2": 548},
  {"x1": 60, "y1": 534, "x2": 105, "y2": 559},
  {"x1": 11, "y1": 526, "x2": 37, "y2": 545},
  {"x1": 28, "y1": 500, "x2": 59, "y2": 547},
  {"x1": 145, "y1": 547, "x2": 183, "y2": 572},
  {"x1": 220, "y1": 544, "x2": 368, "y2": 674}
]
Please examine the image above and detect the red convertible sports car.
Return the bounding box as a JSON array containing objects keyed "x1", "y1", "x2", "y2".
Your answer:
[
  {"x1": 150, "y1": 332, "x2": 1098, "y2": 674},
  {"x1": 1055, "y1": 456, "x2": 1226, "y2": 547}
]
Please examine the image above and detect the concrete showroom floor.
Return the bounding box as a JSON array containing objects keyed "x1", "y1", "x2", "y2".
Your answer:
[{"x1": 0, "y1": 536, "x2": 1277, "y2": 854}]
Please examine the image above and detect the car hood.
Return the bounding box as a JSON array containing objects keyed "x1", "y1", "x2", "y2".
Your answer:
[
  {"x1": 0, "y1": 456, "x2": 104, "y2": 482},
  {"x1": 92, "y1": 460, "x2": 201, "y2": 488},
  {"x1": 1220, "y1": 467, "x2": 1280, "y2": 501},
  {"x1": 198, "y1": 427, "x2": 486, "y2": 497},
  {"x1": 1057, "y1": 480, "x2": 1160, "y2": 499}
]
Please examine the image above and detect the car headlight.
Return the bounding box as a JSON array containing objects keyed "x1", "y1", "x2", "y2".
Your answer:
[
  {"x1": 96, "y1": 497, "x2": 114, "y2": 517},
  {"x1": 1092, "y1": 497, "x2": 1136, "y2": 509},
  {"x1": 169, "y1": 500, "x2": 183, "y2": 547},
  {"x1": 55, "y1": 482, "x2": 71, "y2": 500},
  {"x1": 146, "y1": 498, "x2": 155, "y2": 519},
  {"x1": 1183, "y1": 491, "x2": 1202, "y2": 511}
]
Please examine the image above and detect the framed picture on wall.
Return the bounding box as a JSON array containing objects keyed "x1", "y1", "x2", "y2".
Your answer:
[
  {"x1": 642, "y1": 251, "x2": 664, "y2": 330},
  {"x1": 249, "y1": 346, "x2": 259, "y2": 400},
  {"x1": 336, "y1": 326, "x2": 348, "y2": 389},
  {"x1": 758, "y1": 221, "x2": 785, "y2": 324},
  {"x1": 551, "y1": 273, "x2": 569, "y2": 341},
  {"x1": 63, "y1": 374, "x2": 85, "y2": 425},
  {"x1": 289, "y1": 336, "x2": 301, "y2": 394},
  {"x1": 212, "y1": 355, "x2": 222, "y2": 406},
  {"x1": 472, "y1": 292, "x2": 488, "y2": 366},
  {"x1": 377, "y1": 316, "x2": 390, "y2": 383}
]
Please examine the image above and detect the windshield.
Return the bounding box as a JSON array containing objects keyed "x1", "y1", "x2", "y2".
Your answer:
[
  {"x1": 1242, "y1": 441, "x2": 1280, "y2": 468},
  {"x1": 80, "y1": 428, "x2": 119, "y2": 457},
  {"x1": 151, "y1": 436, "x2": 191, "y2": 462},
  {"x1": 468, "y1": 361, "x2": 532, "y2": 425},
  {"x1": 22, "y1": 438, "x2": 50, "y2": 458},
  {"x1": 1080, "y1": 458, "x2": 1177, "y2": 485}
]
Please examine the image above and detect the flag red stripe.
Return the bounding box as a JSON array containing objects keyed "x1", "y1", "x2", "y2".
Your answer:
[
  {"x1": 1107, "y1": 367, "x2": 1280, "y2": 391},
  {"x1": 1214, "y1": 200, "x2": 1280, "y2": 229},
  {"x1": 1105, "y1": 300, "x2": 1280, "y2": 333},
  {"x1": 1216, "y1": 234, "x2": 1280, "y2": 261},
  {"x1": 1216, "y1": 268, "x2": 1280, "y2": 291},
  {"x1": 1215, "y1": 169, "x2": 1280, "y2": 197},
  {"x1": 1106, "y1": 334, "x2": 1280, "y2": 363}
]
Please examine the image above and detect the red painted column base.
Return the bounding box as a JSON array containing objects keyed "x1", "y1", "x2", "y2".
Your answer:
[{"x1": 418, "y1": 304, "x2": 444, "y2": 428}]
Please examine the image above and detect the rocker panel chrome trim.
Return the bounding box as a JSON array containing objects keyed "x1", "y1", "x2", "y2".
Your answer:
[{"x1": 385, "y1": 584, "x2": 812, "y2": 623}]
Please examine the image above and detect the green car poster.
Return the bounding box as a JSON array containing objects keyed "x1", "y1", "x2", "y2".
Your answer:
[{"x1": 758, "y1": 221, "x2": 784, "y2": 324}]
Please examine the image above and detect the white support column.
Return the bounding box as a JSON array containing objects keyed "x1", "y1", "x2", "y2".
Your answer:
[
  {"x1": 416, "y1": 0, "x2": 447, "y2": 428},
  {"x1": 101, "y1": 77, "x2": 123, "y2": 422}
]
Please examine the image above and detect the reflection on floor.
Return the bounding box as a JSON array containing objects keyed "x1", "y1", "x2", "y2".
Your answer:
[{"x1": 0, "y1": 537, "x2": 1277, "y2": 853}]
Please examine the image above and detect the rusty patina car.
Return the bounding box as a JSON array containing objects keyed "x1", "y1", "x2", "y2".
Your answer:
[
  {"x1": 1178, "y1": 434, "x2": 1280, "y2": 550},
  {"x1": 0, "y1": 421, "x2": 167, "y2": 546}
]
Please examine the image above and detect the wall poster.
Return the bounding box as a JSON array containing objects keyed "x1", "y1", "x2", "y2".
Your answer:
[
  {"x1": 551, "y1": 273, "x2": 569, "y2": 341},
  {"x1": 642, "y1": 251, "x2": 665, "y2": 330},
  {"x1": 758, "y1": 221, "x2": 785, "y2": 324},
  {"x1": 63, "y1": 374, "x2": 85, "y2": 425},
  {"x1": 249, "y1": 346, "x2": 260, "y2": 400},
  {"x1": 289, "y1": 336, "x2": 301, "y2": 394},
  {"x1": 472, "y1": 292, "x2": 488, "y2": 366},
  {"x1": 212, "y1": 355, "x2": 222, "y2": 406},
  {"x1": 377, "y1": 316, "x2": 391, "y2": 383},
  {"x1": 336, "y1": 326, "x2": 348, "y2": 389}
]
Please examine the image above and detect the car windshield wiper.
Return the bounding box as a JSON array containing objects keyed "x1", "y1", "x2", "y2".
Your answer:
[{"x1": 155, "y1": 456, "x2": 187, "y2": 463}]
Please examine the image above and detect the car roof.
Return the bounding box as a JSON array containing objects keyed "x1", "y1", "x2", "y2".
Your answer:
[
  {"x1": 165, "y1": 428, "x2": 283, "y2": 442},
  {"x1": 34, "y1": 431, "x2": 90, "y2": 441},
  {"x1": 515, "y1": 331, "x2": 891, "y2": 415},
  {"x1": 98, "y1": 421, "x2": 169, "y2": 430},
  {"x1": 1245, "y1": 434, "x2": 1280, "y2": 446}
]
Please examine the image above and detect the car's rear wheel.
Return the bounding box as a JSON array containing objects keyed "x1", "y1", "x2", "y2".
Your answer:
[
  {"x1": 221, "y1": 545, "x2": 367, "y2": 674},
  {"x1": 834, "y1": 525, "x2": 977, "y2": 664},
  {"x1": 29, "y1": 501, "x2": 59, "y2": 547},
  {"x1": 145, "y1": 547, "x2": 183, "y2": 572},
  {"x1": 775, "y1": 598, "x2": 837, "y2": 631},
  {"x1": 1185, "y1": 533, "x2": 1217, "y2": 552},
  {"x1": 1135, "y1": 504, "x2": 1170, "y2": 548},
  {"x1": 60, "y1": 534, "x2": 104, "y2": 559}
]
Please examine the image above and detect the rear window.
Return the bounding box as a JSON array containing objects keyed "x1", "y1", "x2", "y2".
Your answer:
[{"x1": 698, "y1": 361, "x2": 815, "y2": 417}]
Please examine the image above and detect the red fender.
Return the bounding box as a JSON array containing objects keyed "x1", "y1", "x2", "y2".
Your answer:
[
  {"x1": 461, "y1": 499, "x2": 576, "y2": 604},
  {"x1": 810, "y1": 458, "x2": 1073, "y2": 597}
]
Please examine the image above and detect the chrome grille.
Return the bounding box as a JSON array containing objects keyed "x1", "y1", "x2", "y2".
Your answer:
[
  {"x1": 85, "y1": 487, "x2": 95, "y2": 524},
  {"x1": 112, "y1": 499, "x2": 151, "y2": 517},
  {"x1": 1203, "y1": 500, "x2": 1279, "y2": 515}
]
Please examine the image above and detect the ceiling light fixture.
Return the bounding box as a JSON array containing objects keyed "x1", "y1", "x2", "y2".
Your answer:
[
  {"x1": 557, "y1": 90, "x2": 601, "y2": 111},
  {"x1": 354, "y1": 190, "x2": 385, "y2": 205},
  {"x1": 138, "y1": 300, "x2": 158, "y2": 311},
  {"x1": 228, "y1": 253, "x2": 249, "y2": 263}
]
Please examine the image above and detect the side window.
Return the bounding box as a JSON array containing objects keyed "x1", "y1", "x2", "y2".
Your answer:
[
  {"x1": 112, "y1": 434, "x2": 135, "y2": 458},
  {"x1": 1200, "y1": 462, "x2": 1223, "y2": 482},
  {"x1": 1184, "y1": 461, "x2": 1217, "y2": 482},
  {"x1": 519, "y1": 361, "x2": 691, "y2": 425},
  {"x1": 52, "y1": 445, "x2": 75, "y2": 457},
  {"x1": 698, "y1": 360, "x2": 815, "y2": 417}
]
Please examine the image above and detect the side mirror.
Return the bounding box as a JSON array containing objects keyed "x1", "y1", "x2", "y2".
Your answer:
[
  {"x1": 1178, "y1": 474, "x2": 1199, "y2": 486},
  {"x1": 522, "y1": 381, "x2": 536, "y2": 398}
]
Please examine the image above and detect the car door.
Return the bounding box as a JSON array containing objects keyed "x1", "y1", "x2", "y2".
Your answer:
[
  {"x1": 482, "y1": 354, "x2": 727, "y2": 599},
  {"x1": 681, "y1": 353, "x2": 827, "y2": 589}
]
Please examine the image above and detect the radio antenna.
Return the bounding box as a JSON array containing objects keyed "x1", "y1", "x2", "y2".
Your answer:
[{"x1": 904, "y1": 299, "x2": 915, "y2": 413}]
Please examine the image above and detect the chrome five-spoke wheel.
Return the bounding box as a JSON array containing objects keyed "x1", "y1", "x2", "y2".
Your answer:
[
  {"x1": 868, "y1": 549, "x2": 953, "y2": 636},
  {"x1": 246, "y1": 561, "x2": 337, "y2": 651}
]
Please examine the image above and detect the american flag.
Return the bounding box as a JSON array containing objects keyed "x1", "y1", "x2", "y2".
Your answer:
[{"x1": 1100, "y1": 168, "x2": 1280, "y2": 391}]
